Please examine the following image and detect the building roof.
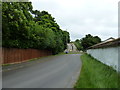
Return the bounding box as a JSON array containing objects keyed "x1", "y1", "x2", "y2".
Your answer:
[
  {"x1": 103, "y1": 37, "x2": 115, "y2": 42},
  {"x1": 88, "y1": 38, "x2": 120, "y2": 49}
]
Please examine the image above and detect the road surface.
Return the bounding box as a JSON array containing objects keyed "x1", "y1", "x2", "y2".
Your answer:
[{"x1": 3, "y1": 54, "x2": 82, "y2": 88}]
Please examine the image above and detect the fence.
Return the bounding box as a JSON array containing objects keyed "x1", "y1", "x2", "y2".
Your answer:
[{"x1": 2, "y1": 48, "x2": 52, "y2": 64}]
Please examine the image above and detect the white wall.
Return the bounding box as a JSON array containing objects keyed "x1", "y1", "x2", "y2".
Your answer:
[{"x1": 87, "y1": 46, "x2": 119, "y2": 72}]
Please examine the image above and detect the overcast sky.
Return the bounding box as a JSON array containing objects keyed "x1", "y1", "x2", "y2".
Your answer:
[{"x1": 30, "y1": 0, "x2": 119, "y2": 41}]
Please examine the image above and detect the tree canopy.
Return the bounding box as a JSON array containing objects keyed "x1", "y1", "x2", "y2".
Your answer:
[
  {"x1": 74, "y1": 39, "x2": 83, "y2": 51},
  {"x1": 2, "y1": 2, "x2": 70, "y2": 54},
  {"x1": 74, "y1": 34, "x2": 101, "y2": 51}
]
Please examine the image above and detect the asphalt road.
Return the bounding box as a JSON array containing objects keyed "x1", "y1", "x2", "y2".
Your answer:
[{"x1": 3, "y1": 54, "x2": 82, "y2": 88}]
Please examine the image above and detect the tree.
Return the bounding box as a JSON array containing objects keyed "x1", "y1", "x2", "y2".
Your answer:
[
  {"x1": 62, "y1": 31, "x2": 70, "y2": 49},
  {"x1": 2, "y1": 2, "x2": 70, "y2": 54},
  {"x1": 74, "y1": 39, "x2": 83, "y2": 51},
  {"x1": 81, "y1": 34, "x2": 101, "y2": 50},
  {"x1": 32, "y1": 10, "x2": 70, "y2": 54},
  {"x1": 2, "y1": 2, "x2": 33, "y2": 48}
]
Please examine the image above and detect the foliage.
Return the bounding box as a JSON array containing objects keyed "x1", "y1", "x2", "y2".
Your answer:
[
  {"x1": 2, "y1": 2, "x2": 70, "y2": 54},
  {"x1": 74, "y1": 34, "x2": 101, "y2": 51},
  {"x1": 74, "y1": 53, "x2": 119, "y2": 88},
  {"x1": 74, "y1": 39, "x2": 83, "y2": 51}
]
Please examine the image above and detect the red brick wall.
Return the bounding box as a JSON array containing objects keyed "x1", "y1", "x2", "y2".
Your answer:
[{"x1": 2, "y1": 48, "x2": 52, "y2": 64}]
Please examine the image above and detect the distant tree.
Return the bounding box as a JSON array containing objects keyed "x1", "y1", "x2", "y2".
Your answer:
[
  {"x1": 74, "y1": 39, "x2": 83, "y2": 51},
  {"x1": 81, "y1": 34, "x2": 101, "y2": 50},
  {"x1": 62, "y1": 31, "x2": 70, "y2": 49}
]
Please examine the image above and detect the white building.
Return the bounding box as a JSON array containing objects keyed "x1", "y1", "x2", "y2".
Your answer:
[{"x1": 66, "y1": 43, "x2": 77, "y2": 52}]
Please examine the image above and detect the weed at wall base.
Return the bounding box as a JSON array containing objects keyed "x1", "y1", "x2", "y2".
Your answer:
[{"x1": 75, "y1": 53, "x2": 119, "y2": 88}]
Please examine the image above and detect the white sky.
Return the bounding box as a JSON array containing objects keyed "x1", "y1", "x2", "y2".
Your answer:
[{"x1": 30, "y1": 0, "x2": 119, "y2": 41}]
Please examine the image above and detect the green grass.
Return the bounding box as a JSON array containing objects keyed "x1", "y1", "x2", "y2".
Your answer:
[
  {"x1": 2, "y1": 64, "x2": 11, "y2": 66},
  {"x1": 74, "y1": 53, "x2": 119, "y2": 88}
]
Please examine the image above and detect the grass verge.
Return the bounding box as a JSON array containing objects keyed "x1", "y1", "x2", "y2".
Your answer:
[{"x1": 74, "y1": 53, "x2": 119, "y2": 88}]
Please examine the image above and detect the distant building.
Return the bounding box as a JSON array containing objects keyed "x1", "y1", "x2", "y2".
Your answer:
[
  {"x1": 103, "y1": 37, "x2": 115, "y2": 43},
  {"x1": 66, "y1": 43, "x2": 77, "y2": 52}
]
